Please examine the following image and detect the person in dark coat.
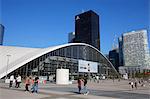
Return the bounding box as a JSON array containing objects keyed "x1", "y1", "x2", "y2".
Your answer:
[{"x1": 135, "y1": 81, "x2": 137, "y2": 89}]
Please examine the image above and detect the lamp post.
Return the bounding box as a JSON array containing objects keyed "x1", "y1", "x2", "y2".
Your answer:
[{"x1": 6, "y1": 54, "x2": 11, "y2": 79}]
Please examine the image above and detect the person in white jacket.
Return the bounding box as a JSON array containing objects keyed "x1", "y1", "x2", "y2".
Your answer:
[
  {"x1": 16, "y1": 75, "x2": 21, "y2": 88},
  {"x1": 9, "y1": 75, "x2": 14, "y2": 88}
]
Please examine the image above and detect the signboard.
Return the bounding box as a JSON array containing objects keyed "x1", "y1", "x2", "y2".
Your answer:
[{"x1": 78, "y1": 60, "x2": 98, "y2": 73}]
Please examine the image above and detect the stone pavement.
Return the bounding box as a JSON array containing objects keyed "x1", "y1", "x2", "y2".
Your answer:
[{"x1": 0, "y1": 79, "x2": 150, "y2": 99}]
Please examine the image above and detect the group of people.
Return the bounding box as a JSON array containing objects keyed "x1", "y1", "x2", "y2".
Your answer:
[
  {"x1": 9, "y1": 75, "x2": 39, "y2": 93},
  {"x1": 77, "y1": 76, "x2": 89, "y2": 95},
  {"x1": 129, "y1": 80, "x2": 138, "y2": 90},
  {"x1": 129, "y1": 78, "x2": 148, "y2": 90},
  {"x1": 25, "y1": 76, "x2": 39, "y2": 93},
  {"x1": 9, "y1": 75, "x2": 21, "y2": 88}
]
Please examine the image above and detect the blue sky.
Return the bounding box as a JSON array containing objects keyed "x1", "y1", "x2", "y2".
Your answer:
[{"x1": 1, "y1": 0, "x2": 149, "y2": 54}]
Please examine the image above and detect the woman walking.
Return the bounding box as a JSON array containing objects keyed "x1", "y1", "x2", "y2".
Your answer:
[
  {"x1": 77, "y1": 78, "x2": 82, "y2": 94},
  {"x1": 31, "y1": 76, "x2": 39, "y2": 93},
  {"x1": 83, "y1": 77, "x2": 89, "y2": 95},
  {"x1": 25, "y1": 76, "x2": 30, "y2": 91}
]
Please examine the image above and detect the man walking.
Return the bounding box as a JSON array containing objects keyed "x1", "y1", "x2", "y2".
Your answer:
[
  {"x1": 83, "y1": 76, "x2": 89, "y2": 95},
  {"x1": 134, "y1": 80, "x2": 137, "y2": 89}
]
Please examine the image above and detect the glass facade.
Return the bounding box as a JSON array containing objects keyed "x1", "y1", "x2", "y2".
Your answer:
[
  {"x1": 74, "y1": 10, "x2": 100, "y2": 50},
  {"x1": 68, "y1": 32, "x2": 75, "y2": 43},
  {"x1": 7, "y1": 45, "x2": 118, "y2": 79},
  {"x1": 109, "y1": 49, "x2": 119, "y2": 71},
  {"x1": 118, "y1": 37, "x2": 124, "y2": 66}
]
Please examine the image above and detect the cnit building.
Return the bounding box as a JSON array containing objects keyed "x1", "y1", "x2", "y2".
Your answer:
[{"x1": 0, "y1": 10, "x2": 118, "y2": 80}]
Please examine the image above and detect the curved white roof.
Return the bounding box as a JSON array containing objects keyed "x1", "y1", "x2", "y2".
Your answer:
[{"x1": 0, "y1": 43, "x2": 117, "y2": 78}]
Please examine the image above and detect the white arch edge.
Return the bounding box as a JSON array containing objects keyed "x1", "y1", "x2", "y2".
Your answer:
[{"x1": 1, "y1": 43, "x2": 118, "y2": 79}]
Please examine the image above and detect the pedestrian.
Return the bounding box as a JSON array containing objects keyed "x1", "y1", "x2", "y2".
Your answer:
[
  {"x1": 31, "y1": 76, "x2": 39, "y2": 93},
  {"x1": 130, "y1": 81, "x2": 134, "y2": 90},
  {"x1": 77, "y1": 78, "x2": 82, "y2": 94},
  {"x1": 138, "y1": 80, "x2": 141, "y2": 84},
  {"x1": 141, "y1": 79, "x2": 145, "y2": 87},
  {"x1": 15, "y1": 75, "x2": 18, "y2": 88},
  {"x1": 96, "y1": 76, "x2": 99, "y2": 83},
  {"x1": 83, "y1": 77, "x2": 89, "y2": 95},
  {"x1": 134, "y1": 81, "x2": 137, "y2": 89},
  {"x1": 25, "y1": 76, "x2": 30, "y2": 91},
  {"x1": 16, "y1": 75, "x2": 21, "y2": 88},
  {"x1": 9, "y1": 75, "x2": 14, "y2": 88}
]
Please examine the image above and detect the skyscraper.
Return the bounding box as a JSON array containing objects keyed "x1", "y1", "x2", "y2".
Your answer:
[
  {"x1": 122, "y1": 30, "x2": 149, "y2": 68},
  {"x1": 68, "y1": 32, "x2": 75, "y2": 43},
  {"x1": 74, "y1": 10, "x2": 100, "y2": 50},
  {"x1": 0, "y1": 24, "x2": 4, "y2": 45},
  {"x1": 118, "y1": 37, "x2": 124, "y2": 66},
  {"x1": 109, "y1": 48, "x2": 119, "y2": 71}
]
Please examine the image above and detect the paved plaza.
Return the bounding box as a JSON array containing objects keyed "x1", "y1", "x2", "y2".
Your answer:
[{"x1": 0, "y1": 79, "x2": 150, "y2": 99}]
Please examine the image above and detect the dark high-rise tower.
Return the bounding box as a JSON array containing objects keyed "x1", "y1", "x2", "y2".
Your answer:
[
  {"x1": 74, "y1": 10, "x2": 100, "y2": 50},
  {"x1": 0, "y1": 24, "x2": 4, "y2": 45},
  {"x1": 118, "y1": 37, "x2": 124, "y2": 66},
  {"x1": 109, "y1": 48, "x2": 119, "y2": 71}
]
